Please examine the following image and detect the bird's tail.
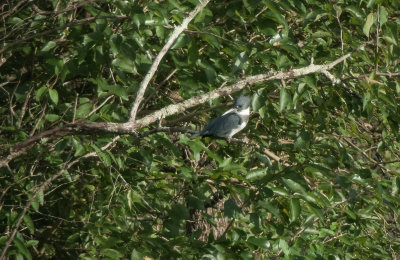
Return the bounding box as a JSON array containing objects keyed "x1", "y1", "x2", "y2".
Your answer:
[{"x1": 190, "y1": 132, "x2": 200, "y2": 139}]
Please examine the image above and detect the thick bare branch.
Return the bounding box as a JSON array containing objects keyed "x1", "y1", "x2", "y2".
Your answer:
[
  {"x1": 128, "y1": 0, "x2": 211, "y2": 123},
  {"x1": 0, "y1": 44, "x2": 367, "y2": 168},
  {"x1": 135, "y1": 44, "x2": 367, "y2": 127}
]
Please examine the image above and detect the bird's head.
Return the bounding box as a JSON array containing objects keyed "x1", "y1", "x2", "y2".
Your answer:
[{"x1": 233, "y1": 95, "x2": 251, "y2": 111}]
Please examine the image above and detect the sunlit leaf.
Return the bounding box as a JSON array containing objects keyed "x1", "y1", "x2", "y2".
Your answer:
[
  {"x1": 363, "y1": 13, "x2": 374, "y2": 37},
  {"x1": 48, "y1": 89, "x2": 58, "y2": 105}
]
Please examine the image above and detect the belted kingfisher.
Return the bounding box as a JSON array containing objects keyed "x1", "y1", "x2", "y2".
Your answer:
[{"x1": 191, "y1": 95, "x2": 251, "y2": 139}]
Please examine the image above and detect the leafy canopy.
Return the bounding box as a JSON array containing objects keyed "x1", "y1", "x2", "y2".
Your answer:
[{"x1": 1, "y1": 0, "x2": 400, "y2": 259}]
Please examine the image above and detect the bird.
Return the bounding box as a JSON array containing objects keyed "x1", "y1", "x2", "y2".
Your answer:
[{"x1": 190, "y1": 95, "x2": 251, "y2": 139}]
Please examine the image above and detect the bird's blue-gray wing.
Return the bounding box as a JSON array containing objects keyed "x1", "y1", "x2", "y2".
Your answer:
[{"x1": 200, "y1": 112, "x2": 241, "y2": 137}]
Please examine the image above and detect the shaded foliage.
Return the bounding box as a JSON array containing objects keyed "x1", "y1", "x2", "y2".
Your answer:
[{"x1": 1, "y1": 0, "x2": 400, "y2": 259}]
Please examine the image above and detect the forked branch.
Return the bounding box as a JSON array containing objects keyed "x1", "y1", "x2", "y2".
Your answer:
[{"x1": 0, "y1": 42, "x2": 368, "y2": 168}]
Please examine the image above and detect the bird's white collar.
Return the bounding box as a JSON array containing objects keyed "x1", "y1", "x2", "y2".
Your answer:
[
  {"x1": 222, "y1": 107, "x2": 250, "y2": 116},
  {"x1": 238, "y1": 107, "x2": 250, "y2": 116}
]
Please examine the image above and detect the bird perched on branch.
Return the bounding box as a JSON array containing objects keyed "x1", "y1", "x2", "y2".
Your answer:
[{"x1": 191, "y1": 95, "x2": 251, "y2": 139}]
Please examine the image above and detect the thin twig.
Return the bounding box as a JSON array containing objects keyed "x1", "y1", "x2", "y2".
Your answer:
[
  {"x1": 140, "y1": 68, "x2": 178, "y2": 111},
  {"x1": 0, "y1": 42, "x2": 369, "y2": 168},
  {"x1": 0, "y1": 156, "x2": 74, "y2": 260},
  {"x1": 344, "y1": 72, "x2": 400, "y2": 79},
  {"x1": 0, "y1": 136, "x2": 119, "y2": 259},
  {"x1": 29, "y1": 104, "x2": 47, "y2": 136},
  {"x1": 88, "y1": 95, "x2": 115, "y2": 117},
  {"x1": 16, "y1": 87, "x2": 33, "y2": 128},
  {"x1": 330, "y1": 1, "x2": 344, "y2": 54},
  {"x1": 135, "y1": 42, "x2": 368, "y2": 128},
  {"x1": 321, "y1": 70, "x2": 341, "y2": 85},
  {"x1": 1, "y1": 0, "x2": 29, "y2": 20},
  {"x1": 72, "y1": 94, "x2": 78, "y2": 123},
  {"x1": 32, "y1": 0, "x2": 97, "y2": 15},
  {"x1": 0, "y1": 15, "x2": 129, "y2": 55},
  {"x1": 375, "y1": 4, "x2": 380, "y2": 73}
]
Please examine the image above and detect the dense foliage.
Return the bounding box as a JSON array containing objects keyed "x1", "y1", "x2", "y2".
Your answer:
[{"x1": 1, "y1": 0, "x2": 400, "y2": 258}]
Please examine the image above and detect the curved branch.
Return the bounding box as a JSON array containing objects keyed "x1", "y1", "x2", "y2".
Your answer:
[
  {"x1": 0, "y1": 43, "x2": 367, "y2": 168},
  {"x1": 129, "y1": 0, "x2": 211, "y2": 123}
]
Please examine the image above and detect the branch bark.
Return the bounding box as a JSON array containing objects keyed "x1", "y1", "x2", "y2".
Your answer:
[
  {"x1": 129, "y1": 0, "x2": 211, "y2": 123},
  {"x1": 0, "y1": 44, "x2": 367, "y2": 168}
]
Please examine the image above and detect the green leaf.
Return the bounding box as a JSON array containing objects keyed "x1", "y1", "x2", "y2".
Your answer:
[
  {"x1": 91, "y1": 144, "x2": 111, "y2": 166},
  {"x1": 392, "y1": 176, "x2": 399, "y2": 196},
  {"x1": 251, "y1": 92, "x2": 265, "y2": 111},
  {"x1": 14, "y1": 237, "x2": 32, "y2": 260},
  {"x1": 258, "y1": 201, "x2": 280, "y2": 219},
  {"x1": 31, "y1": 199, "x2": 39, "y2": 212},
  {"x1": 345, "y1": 6, "x2": 364, "y2": 20},
  {"x1": 155, "y1": 26, "x2": 164, "y2": 39},
  {"x1": 279, "y1": 88, "x2": 290, "y2": 112},
  {"x1": 294, "y1": 130, "x2": 312, "y2": 149},
  {"x1": 101, "y1": 248, "x2": 123, "y2": 259},
  {"x1": 72, "y1": 138, "x2": 85, "y2": 156},
  {"x1": 264, "y1": 0, "x2": 288, "y2": 29},
  {"x1": 96, "y1": 77, "x2": 129, "y2": 100},
  {"x1": 26, "y1": 240, "x2": 39, "y2": 247},
  {"x1": 48, "y1": 89, "x2": 59, "y2": 105},
  {"x1": 182, "y1": 137, "x2": 206, "y2": 162},
  {"x1": 30, "y1": 190, "x2": 43, "y2": 212},
  {"x1": 131, "y1": 249, "x2": 143, "y2": 260},
  {"x1": 45, "y1": 114, "x2": 60, "y2": 122},
  {"x1": 36, "y1": 86, "x2": 48, "y2": 101},
  {"x1": 170, "y1": 204, "x2": 189, "y2": 220},
  {"x1": 40, "y1": 41, "x2": 56, "y2": 52},
  {"x1": 363, "y1": 13, "x2": 374, "y2": 37},
  {"x1": 281, "y1": 178, "x2": 306, "y2": 194},
  {"x1": 186, "y1": 195, "x2": 204, "y2": 210},
  {"x1": 38, "y1": 190, "x2": 44, "y2": 205},
  {"x1": 76, "y1": 103, "x2": 93, "y2": 119},
  {"x1": 202, "y1": 34, "x2": 220, "y2": 49},
  {"x1": 379, "y1": 6, "x2": 388, "y2": 25},
  {"x1": 9, "y1": 17, "x2": 23, "y2": 26},
  {"x1": 46, "y1": 58, "x2": 64, "y2": 75},
  {"x1": 345, "y1": 208, "x2": 357, "y2": 220},
  {"x1": 187, "y1": 40, "x2": 199, "y2": 65},
  {"x1": 23, "y1": 215, "x2": 35, "y2": 234},
  {"x1": 224, "y1": 199, "x2": 241, "y2": 218},
  {"x1": 247, "y1": 237, "x2": 270, "y2": 249},
  {"x1": 279, "y1": 239, "x2": 290, "y2": 255},
  {"x1": 112, "y1": 56, "x2": 137, "y2": 74},
  {"x1": 232, "y1": 51, "x2": 248, "y2": 73},
  {"x1": 255, "y1": 152, "x2": 272, "y2": 167},
  {"x1": 171, "y1": 34, "x2": 189, "y2": 49},
  {"x1": 246, "y1": 168, "x2": 267, "y2": 180},
  {"x1": 366, "y1": 0, "x2": 376, "y2": 8},
  {"x1": 0, "y1": 236, "x2": 8, "y2": 245},
  {"x1": 194, "y1": 8, "x2": 213, "y2": 24},
  {"x1": 127, "y1": 189, "x2": 147, "y2": 209},
  {"x1": 289, "y1": 198, "x2": 301, "y2": 222}
]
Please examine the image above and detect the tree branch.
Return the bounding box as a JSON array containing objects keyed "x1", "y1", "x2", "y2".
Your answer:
[
  {"x1": 0, "y1": 43, "x2": 367, "y2": 168},
  {"x1": 128, "y1": 0, "x2": 211, "y2": 123},
  {"x1": 0, "y1": 137, "x2": 119, "y2": 260}
]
